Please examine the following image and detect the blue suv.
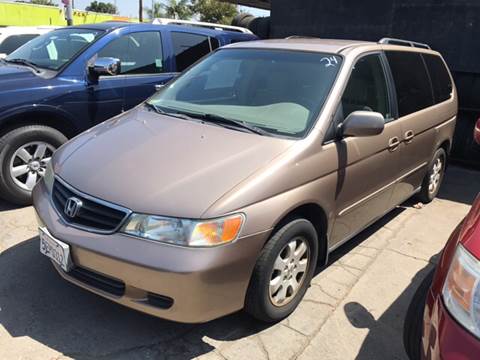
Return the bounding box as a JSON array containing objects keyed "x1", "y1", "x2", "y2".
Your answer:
[{"x1": 0, "y1": 22, "x2": 256, "y2": 205}]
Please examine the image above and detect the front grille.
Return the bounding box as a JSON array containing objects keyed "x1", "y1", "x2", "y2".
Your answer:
[
  {"x1": 52, "y1": 178, "x2": 129, "y2": 233},
  {"x1": 69, "y1": 266, "x2": 125, "y2": 297}
]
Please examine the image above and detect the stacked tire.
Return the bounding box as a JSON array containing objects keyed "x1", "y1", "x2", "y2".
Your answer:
[{"x1": 232, "y1": 14, "x2": 271, "y2": 39}]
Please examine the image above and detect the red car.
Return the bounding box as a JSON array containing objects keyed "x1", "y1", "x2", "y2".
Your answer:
[
  {"x1": 405, "y1": 193, "x2": 480, "y2": 358},
  {"x1": 404, "y1": 120, "x2": 480, "y2": 360}
]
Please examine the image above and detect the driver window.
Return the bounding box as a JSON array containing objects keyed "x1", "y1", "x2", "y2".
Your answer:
[
  {"x1": 97, "y1": 31, "x2": 164, "y2": 75},
  {"x1": 341, "y1": 54, "x2": 390, "y2": 120},
  {"x1": 324, "y1": 54, "x2": 390, "y2": 142}
]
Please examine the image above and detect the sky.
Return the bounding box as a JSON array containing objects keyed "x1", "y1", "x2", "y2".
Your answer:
[{"x1": 69, "y1": 0, "x2": 269, "y2": 18}]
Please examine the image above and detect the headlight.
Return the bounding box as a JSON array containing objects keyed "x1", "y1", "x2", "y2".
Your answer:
[
  {"x1": 442, "y1": 245, "x2": 480, "y2": 338},
  {"x1": 121, "y1": 213, "x2": 245, "y2": 247},
  {"x1": 43, "y1": 161, "x2": 54, "y2": 193}
]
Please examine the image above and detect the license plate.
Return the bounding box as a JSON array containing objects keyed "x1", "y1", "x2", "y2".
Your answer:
[{"x1": 39, "y1": 227, "x2": 73, "y2": 272}]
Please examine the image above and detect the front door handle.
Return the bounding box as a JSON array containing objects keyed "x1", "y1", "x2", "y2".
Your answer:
[
  {"x1": 404, "y1": 130, "x2": 415, "y2": 143},
  {"x1": 388, "y1": 136, "x2": 400, "y2": 151},
  {"x1": 155, "y1": 84, "x2": 165, "y2": 91}
]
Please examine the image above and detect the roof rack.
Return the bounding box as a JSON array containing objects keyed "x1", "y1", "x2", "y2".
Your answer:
[
  {"x1": 379, "y1": 37, "x2": 431, "y2": 49},
  {"x1": 151, "y1": 18, "x2": 252, "y2": 34}
]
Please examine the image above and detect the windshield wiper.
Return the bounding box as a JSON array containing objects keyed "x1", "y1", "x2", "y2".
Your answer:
[
  {"x1": 145, "y1": 104, "x2": 269, "y2": 136},
  {"x1": 144, "y1": 102, "x2": 196, "y2": 121},
  {"x1": 4, "y1": 58, "x2": 41, "y2": 73},
  {"x1": 176, "y1": 110, "x2": 268, "y2": 136}
]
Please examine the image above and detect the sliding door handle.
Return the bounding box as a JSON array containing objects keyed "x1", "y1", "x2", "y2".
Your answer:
[
  {"x1": 388, "y1": 136, "x2": 400, "y2": 151},
  {"x1": 404, "y1": 130, "x2": 415, "y2": 143}
]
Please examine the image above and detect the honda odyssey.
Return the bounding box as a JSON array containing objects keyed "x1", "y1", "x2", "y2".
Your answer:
[{"x1": 34, "y1": 37, "x2": 457, "y2": 323}]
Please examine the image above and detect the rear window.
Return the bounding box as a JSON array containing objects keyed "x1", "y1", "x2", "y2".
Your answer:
[
  {"x1": 171, "y1": 32, "x2": 211, "y2": 72},
  {"x1": 0, "y1": 34, "x2": 38, "y2": 55},
  {"x1": 386, "y1": 51, "x2": 434, "y2": 117},
  {"x1": 422, "y1": 54, "x2": 453, "y2": 104}
]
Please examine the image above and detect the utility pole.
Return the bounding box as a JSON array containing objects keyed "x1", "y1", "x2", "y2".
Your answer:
[
  {"x1": 62, "y1": 0, "x2": 73, "y2": 26},
  {"x1": 139, "y1": 0, "x2": 143, "y2": 22}
]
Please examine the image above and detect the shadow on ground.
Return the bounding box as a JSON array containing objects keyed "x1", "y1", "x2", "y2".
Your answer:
[
  {"x1": 0, "y1": 200, "x2": 22, "y2": 212},
  {"x1": 437, "y1": 165, "x2": 480, "y2": 205},
  {"x1": 343, "y1": 255, "x2": 438, "y2": 360}
]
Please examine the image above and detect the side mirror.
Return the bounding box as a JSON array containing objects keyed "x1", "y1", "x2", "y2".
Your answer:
[
  {"x1": 474, "y1": 118, "x2": 480, "y2": 145},
  {"x1": 341, "y1": 111, "x2": 385, "y2": 137},
  {"x1": 89, "y1": 57, "x2": 121, "y2": 77}
]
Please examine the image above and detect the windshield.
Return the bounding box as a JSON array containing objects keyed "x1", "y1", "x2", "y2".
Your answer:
[
  {"x1": 148, "y1": 48, "x2": 342, "y2": 137},
  {"x1": 6, "y1": 28, "x2": 103, "y2": 70}
]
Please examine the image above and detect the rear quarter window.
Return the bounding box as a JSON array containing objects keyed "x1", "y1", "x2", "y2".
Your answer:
[
  {"x1": 386, "y1": 51, "x2": 434, "y2": 117},
  {"x1": 422, "y1": 54, "x2": 453, "y2": 104}
]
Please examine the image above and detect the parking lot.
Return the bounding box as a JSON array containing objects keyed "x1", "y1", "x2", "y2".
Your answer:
[{"x1": 0, "y1": 165, "x2": 478, "y2": 360}]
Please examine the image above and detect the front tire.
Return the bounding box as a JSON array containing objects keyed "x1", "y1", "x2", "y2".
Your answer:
[
  {"x1": 417, "y1": 148, "x2": 446, "y2": 204},
  {"x1": 403, "y1": 269, "x2": 434, "y2": 360},
  {"x1": 0, "y1": 125, "x2": 67, "y2": 206},
  {"x1": 245, "y1": 219, "x2": 319, "y2": 322}
]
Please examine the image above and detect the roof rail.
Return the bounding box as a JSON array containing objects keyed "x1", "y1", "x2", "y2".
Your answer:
[
  {"x1": 151, "y1": 18, "x2": 252, "y2": 34},
  {"x1": 285, "y1": 35, "x2": 320, "y2": 39},
  {"x1": 379, "y1": 37, "x2": 431, "y2": 49}
]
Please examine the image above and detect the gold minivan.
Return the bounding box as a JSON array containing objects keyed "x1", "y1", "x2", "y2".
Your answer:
[{"x1": 33, "y1": 37, "x2": 457, "y2": 323}]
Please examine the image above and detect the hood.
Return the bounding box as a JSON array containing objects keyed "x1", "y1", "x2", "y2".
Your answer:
[
  {"x1": 54, "y1": 107, "x2": 294, "y2": 218},
  {"x1": 0, "y1": 63, "x2": 48, "y2": 97},
  {"x1": 0, "y1": 62, "x2": 37, "y2": 82}
]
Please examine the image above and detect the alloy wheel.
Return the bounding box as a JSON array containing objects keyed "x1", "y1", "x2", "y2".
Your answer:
[
  {"x1": 9, "y1": 141, "x2": 55, "y2": 191},
  {"x1": 269, "y1": 237, "x2": 310, "y2": 307},
  {"x1": 428, "y1": 157, "x2": 443, "y2": 194}
]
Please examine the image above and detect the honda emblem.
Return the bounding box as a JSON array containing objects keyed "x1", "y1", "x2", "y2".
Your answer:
[{"x1": 64, "y1": 197, "x2": 82, "y2": 218}]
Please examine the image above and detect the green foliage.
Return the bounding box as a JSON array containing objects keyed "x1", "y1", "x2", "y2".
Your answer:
[
  {"x1": 31, "y1": 0, "x2": 55, "y2": 5},
  {"x1": 85, "y1": 1, "x2": 118, "y2": 14},
  {"x1": 146, "y1": 2, "x2": 164, "y2": 19},
  {"x1": 162, "y1": 0, "x2": 192, "y2": 20},
  {"x1": 190, "y1": 0, "x2": 238, "y2": 24}
]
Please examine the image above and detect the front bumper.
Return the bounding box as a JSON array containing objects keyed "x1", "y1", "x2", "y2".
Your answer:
[
  {"x1": 422, "y1": 291, "x2": 480, "y2": 359},
  {"x1": 33, "y1": 180, "x2": 269, "y2": 323}
]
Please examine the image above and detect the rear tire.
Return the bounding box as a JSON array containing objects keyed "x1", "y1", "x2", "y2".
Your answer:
[
  {"x1": 245, "y1": 218, "x2": 319, "y2": 322},
  {"x1": 0, "y1": 125, "x2": 67, "y2": 206},
  {"x1": 417, "y1": 148, "x2": 446, "y2": 203}
]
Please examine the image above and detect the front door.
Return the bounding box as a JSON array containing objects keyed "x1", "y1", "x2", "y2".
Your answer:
[
  {"x1": 96, "y1": 30, "x2": 175, "y2": 112},
  {"x1": 329, "y1": 53, "x2": 403, "y2": 246}
]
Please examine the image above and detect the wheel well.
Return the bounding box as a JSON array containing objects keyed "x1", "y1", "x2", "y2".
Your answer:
[
  {"x1": 439, "y1": 139, "x2": 451, "y2": 155},
  {"x1": 272, "y1": 203, "x2": 329, "y2": 265},
  {"x1": 0, "y1": 112, "x2": 78, "y2": 139}
]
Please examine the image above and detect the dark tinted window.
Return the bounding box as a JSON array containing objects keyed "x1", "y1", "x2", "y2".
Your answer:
[
  {"x1": 171, "y1": 32, "x2": 211, "y2": 72},
  {"x1": 423, "y1": 54, "x2": 452, "y2": 103},
  {"x1": 386, "y1": 51, "x2": 434, "y2": 116},
  {"x1": 0, "y1": 34, "x2": 38, "y2": 55},
  {"x1": 98, "y1": 31, "x2": 164, "y2": 75},
  {"x1": 341, "y1": 54, "x2": 390, "y2": 119},
  {"x1": 210, "y1": 37, "x2": 220, "y2": 50}
]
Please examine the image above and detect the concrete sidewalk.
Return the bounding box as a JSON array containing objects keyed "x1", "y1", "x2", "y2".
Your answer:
[{"x1": 0, "y1": 166, "x2": 478, "y2": 360}]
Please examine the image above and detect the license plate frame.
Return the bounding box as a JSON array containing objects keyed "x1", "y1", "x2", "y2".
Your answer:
[{"x1": 39, "y1": 227, "x2": 73, "y2": 272}]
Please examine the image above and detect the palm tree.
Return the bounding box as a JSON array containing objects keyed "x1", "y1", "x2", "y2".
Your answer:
[
  {"x1": 146, "y1": 1, "x2": 164, "y2": 19},
  {"x1": 162, "y1": 0, "x2": 192, "y2": 20}
]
